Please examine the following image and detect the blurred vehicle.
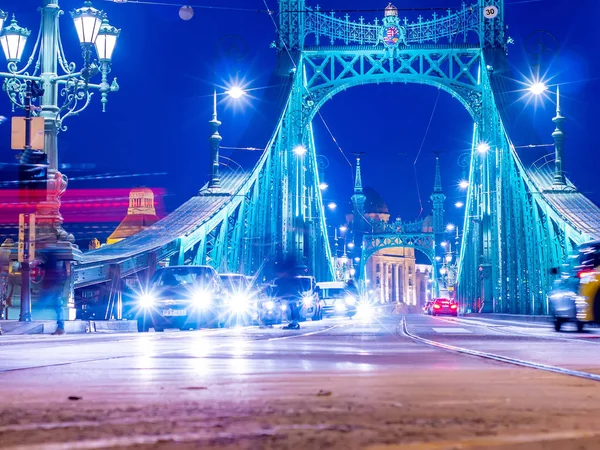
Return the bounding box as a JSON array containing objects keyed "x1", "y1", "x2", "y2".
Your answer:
[
  {"x1": 134, "y1": 265, "x2": 224, "y2": 332},
  {"x1": 259, "y1": 286, "x2": 285, "y2": 325},
  {"x1": 219, "y1": 273, "x2": 260, "y2": 326},
  {"x1": 423, "y1": 300, "x2": 434, "y2": 315},
  {"x1": 430, "y1": 298, "x2": 458, "y2": 316},
  {"x1": 272, "y1": 275, "x2": 323, "y2": 321},
  {"x1": 549, "y1": 240, "x2": 600, "y2": 332},
  {"x1": 316, "y1": 281, "x2": 357, "y2": 318}
]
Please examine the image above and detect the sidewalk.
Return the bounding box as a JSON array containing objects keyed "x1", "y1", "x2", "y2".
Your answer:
[{"x1": 0, "y1": 320, "x2": 138, "y2": 335}]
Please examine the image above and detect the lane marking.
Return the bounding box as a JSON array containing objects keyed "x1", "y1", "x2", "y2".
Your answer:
[{"x1": 431, "y1": 327, "x2": 472, "y2": 334}]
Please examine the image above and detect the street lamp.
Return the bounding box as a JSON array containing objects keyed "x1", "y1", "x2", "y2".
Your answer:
[
  {"x1": 318, "y1": 182, "x2": 328, "y2": 191},
  {"x1": 225, "y1": 86, "x2": 246, "y2": 99},
  {"x1": 327, "y1": 202, "x2": 337, "y2": 210},
  {"x1": 0, "y1": 1, "x2": 120, "y2": 321},
  {"x1": 455, "y1": 201, "x2": 464, "y2": 208},
  {"x1": 445, "y1": 223, "x2": 456, "y2": 232},
  {"x1": 458, "y1": 180, "x2": 469, "y2": 190},
  {"x1": 477, "y1": 142, "x2": 490, "y2": 154},
  {"x1": 528, "y1": 81, "x2": 548, "y2": 96},
  {"x1": 293, "y1": 145, "x2": 307, "y2": 156},
  {"x1": 0, "y1": 15, "x2": 30, "y2": 62}
]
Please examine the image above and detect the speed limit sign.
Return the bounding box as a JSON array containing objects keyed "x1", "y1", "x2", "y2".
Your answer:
[{"x1": 484, "y1": 5, "x2": 498, "y2": 19}]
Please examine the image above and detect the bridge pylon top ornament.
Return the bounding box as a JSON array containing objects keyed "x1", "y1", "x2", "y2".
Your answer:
[{"x1": 377, "y1": 3, "x2": 409, "y2": 55}]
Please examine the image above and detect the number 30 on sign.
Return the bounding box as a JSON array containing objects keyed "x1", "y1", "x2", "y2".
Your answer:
[{"x1": 484, "y1": 5, "x2": 498, "y2": 19}]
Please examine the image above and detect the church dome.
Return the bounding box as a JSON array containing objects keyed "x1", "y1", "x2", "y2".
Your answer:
[{"x1": 363, "y1": 186, "x2": 389, "y2": 215}]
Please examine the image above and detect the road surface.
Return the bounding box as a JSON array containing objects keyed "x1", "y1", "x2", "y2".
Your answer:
[{"x1": 1, "y1": 313, "x2": 600, "y2": 449}]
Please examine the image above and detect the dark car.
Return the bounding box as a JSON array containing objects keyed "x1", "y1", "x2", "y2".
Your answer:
[
  {"x1": 272, "y1": 276, "x2": 323, "y2": 321},
  {"x1": 135, "y1": 265, "x2": 224, "y2": 332},
  {"x1": 430, "y1": 298, "x2": 458, "y2": 316}
]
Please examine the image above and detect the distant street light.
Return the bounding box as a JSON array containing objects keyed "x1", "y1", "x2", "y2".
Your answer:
[
  {"x1": 327, "y1": 202, "x2": 337, "y2": 210},
  {"x1": 339, "y1": 225, "x2": 347, "y2": 233},
  {"x1": 440, "y1": 241, "x2": 448, "y2": 248},
  {"x1": 477, "y1": 142, "x2": 490, "y2": 154},
  {"x1": 458, "y1": 180, "x2": 469, "y2": 189},
  {"x1": 319, "y1": 182, "x2": 328, "y2": 191},
  {"x1": 226, "y1": 86, "x2": 246, "y2": 99},
  {"x1": 455, "y1": 201, "x2": 464, "y2": 208},
  {"x1": 293, "y1": 145, "x2": 307, "y2": 156},
  {"x1": 348, "y1": 242, "x2": 355, "y2": 249},
  {"x1": 528, "y1": 81, "x2": 548, "y2": 95},
  {"x1": 446, "y1": 224, "x2": 456, "y2": 232}
]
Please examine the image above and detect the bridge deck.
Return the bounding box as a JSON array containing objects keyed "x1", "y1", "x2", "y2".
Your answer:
[
  {"x1": 527, "y1": 165, "x2": 600, "y2": 240},
  {"x1": 77, "y1": 173, "x2": 247, "y2": 266}
]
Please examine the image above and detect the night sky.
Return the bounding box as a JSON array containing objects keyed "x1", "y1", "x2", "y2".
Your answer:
[{"x1": 0, "y1": 0, "x2": 599, "y2": 241}]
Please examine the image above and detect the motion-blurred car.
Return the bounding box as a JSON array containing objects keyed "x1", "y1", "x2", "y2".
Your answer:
[
  {"x1": 135, "y1": 265, "x2": 224, "y2": 332},
  {"x1": 316, "y1": 281, "x2": 357, "y2": 318},
  {"x1": 430, "y1": 298, "x2": 458, "y2": 316},
  {"x1": 549, "y1": 240, "x2": 600, "y2": 332},
  {"x1": 423, "y1": 300, "x2": 434, "y2": 315}
]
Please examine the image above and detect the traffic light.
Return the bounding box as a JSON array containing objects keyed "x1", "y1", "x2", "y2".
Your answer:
[{"x1": 19, "y1": 149, "x2": 48, "y2": 208}]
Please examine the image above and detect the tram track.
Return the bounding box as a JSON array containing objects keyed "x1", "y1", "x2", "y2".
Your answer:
[{"x1": 399, "y1": 315, "x2": 600, "y2": 383}]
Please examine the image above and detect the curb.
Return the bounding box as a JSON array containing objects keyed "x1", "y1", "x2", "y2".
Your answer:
[{"x1": 0, "y1": 320, "x2": 138, "y2": 335}]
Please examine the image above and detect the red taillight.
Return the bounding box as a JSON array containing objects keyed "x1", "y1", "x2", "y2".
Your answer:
[
  {"x1": 577, "y1": 269, "x2": 596, "y2": 278},
  {"x1": 433, "y1": 304, "x2": 441, "y2": 309},
  {"x1": 451, "y1": 304, "x2": 457, "y2": 309}
]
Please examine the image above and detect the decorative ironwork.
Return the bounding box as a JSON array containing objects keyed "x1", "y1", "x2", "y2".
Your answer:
[{"x1": 304, "y1": 3, "x2": 480, "y2": 47}]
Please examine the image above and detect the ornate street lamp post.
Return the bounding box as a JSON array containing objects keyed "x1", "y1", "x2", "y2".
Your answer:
[{"x1": 0, "y1": 0, "x2": 120, "y2": 320}]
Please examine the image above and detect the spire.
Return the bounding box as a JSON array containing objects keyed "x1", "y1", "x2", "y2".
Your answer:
[
  {"x1": 433, "y1": 155, "x2": 443, "y2": 193},
  {"x1": 551, "y1": 86, "x2": 566, "y2": 186},
  {"x1": 354, "y1": 155, "x2": 363, "y2": 194},
  {"x1": 351, "y1": 153, "x2": 367, "y2": 234},
  {"x1": 430, "y1": 154, "x2": 446, "y2": 234},
  {"x1": 209, "y1": 90, "x2": 222, "y2": 189}
]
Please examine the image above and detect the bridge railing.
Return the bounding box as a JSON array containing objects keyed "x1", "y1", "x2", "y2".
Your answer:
[{"x1": 304, "y1": 3, "x2": 480, "y2": 47}]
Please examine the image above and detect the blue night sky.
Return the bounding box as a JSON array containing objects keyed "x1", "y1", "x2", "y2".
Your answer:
[{"x1": 0, "y1": 0, "x2": 599, "y2": 237}]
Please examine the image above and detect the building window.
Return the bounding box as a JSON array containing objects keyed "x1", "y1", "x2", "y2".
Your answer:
[
  {"x1": 408, "y1": 266, "x2": 413, "y2": 275},
  {"x1": 376, "y1": 264, "x2": 380, "y2": 273},
  {"x1": 408, "y1": 279, "x2": 413, "y2": 287}
]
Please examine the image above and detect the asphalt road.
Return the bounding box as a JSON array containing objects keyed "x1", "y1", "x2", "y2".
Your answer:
[{"x1": 1, "y1": 313, "x2": 600, "y2": 449}]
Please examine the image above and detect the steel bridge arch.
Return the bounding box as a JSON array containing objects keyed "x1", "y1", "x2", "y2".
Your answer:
[{"x1": 298, "y1": 49, "x2": 483, "y2": 126}]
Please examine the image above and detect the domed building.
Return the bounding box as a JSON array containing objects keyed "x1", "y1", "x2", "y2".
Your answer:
[
  {"x1": 106, "y1": 188, "x2": 160, "y2": 245},
  {"x1": 344, "y1": 157, "x2": 433, "y2": 307}
]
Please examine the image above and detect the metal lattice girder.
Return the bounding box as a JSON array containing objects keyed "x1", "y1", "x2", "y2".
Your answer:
[
  {"x1": 359, "y1": 233, "x2": 436, "y2": 281},
  {"x1": 303, "y1": 49, "x2": 482, "y2": 117}
]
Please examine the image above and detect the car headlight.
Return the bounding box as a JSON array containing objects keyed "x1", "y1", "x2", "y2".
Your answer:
[
  {"x1": 345, "y1": 295, "x2": 357, "y2": 305},
  {"x1": 280, "y1": 303, "x2": 287, "y2": 311},
  {"x1": 230, "y1": 294, "x2": 249, "y2": 313},
  {"x1": 193, "y1": 290, "x2": 212, "y2": 309},
  {"x1": 302, "y1": 295, "x2": 313, "y2": 307},
  {"x1": 265, "y1": 300, "x2": 275, "y2": 311},
  {"x1": 356, "y1": 303, "x2": 374, "y2": 320},
  {"x1": 335, "y1": 302, "x2": 347, "y2": 312},
  {"x1": 139, "y1": 293, "x2": 155, "y2": 308}
]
